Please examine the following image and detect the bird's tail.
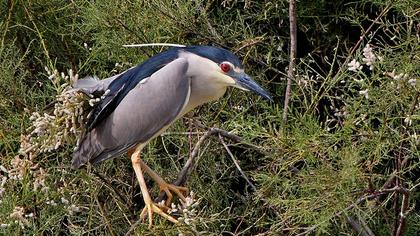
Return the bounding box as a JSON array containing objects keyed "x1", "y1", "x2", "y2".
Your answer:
[
  {"x1": 70, "y1": 73, "x2": 120, "y2": 96},
  {"x1": 71, "y1": 130, "x2": 103, "y2": 169}
]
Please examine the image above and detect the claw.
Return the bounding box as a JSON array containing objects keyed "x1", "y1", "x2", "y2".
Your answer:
[
  {"x1": 159, "y1": 183, "x2": 189, "y2": 206},
  {"x1": 140, "y1": 201, "x2": 178, "y2": 228}
]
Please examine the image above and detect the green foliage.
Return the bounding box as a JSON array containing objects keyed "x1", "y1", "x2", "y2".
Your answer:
[{"x1": 1, "y1": 0, "x2": 419, "y2": 235}]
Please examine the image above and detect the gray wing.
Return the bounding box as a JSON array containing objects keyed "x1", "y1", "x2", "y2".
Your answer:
[{"x1": 71, "y1": 58, "x2": 190, "y2": 169}]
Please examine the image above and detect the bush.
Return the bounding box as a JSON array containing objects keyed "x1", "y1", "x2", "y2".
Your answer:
[{"x1": 0, "y1": 0, "x2": 419, "y2": 235}]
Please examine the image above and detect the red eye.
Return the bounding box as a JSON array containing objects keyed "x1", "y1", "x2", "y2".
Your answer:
[{"x1": 220, "y1": 63, "x2": 231, "y2": 73}]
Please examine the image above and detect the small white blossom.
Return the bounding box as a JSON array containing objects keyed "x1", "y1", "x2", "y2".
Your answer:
[
  {"x1": 33, "y1": 168, "x2": 48, "y2": 192},
  {"x1": 408, "y1": 79, "x2": 417, "y2": 87},
  {"x1": 68, "y1": 204, "x2": 81, "y2": 215},
  {"x1": 166, "y1": 191, "x2": 199, "y2": 226},
  {"x1": 410, "y1": 133, "x2": 419, "y2": 145},
  {"x1": 0, "y1": 175, "x2": 7, "y2": 197},
  {"x1": 394, "y1": 73, "x2": 406, "y2": 81},
  {"x1": 362, "y1": 44, "x2": 376, "y2": 70},
  {"x1": 19, "y1": 68, "x2": 88, "y2": 159},
  {"x1": 0, "y1": 165, "x2": 7, "y2": 173},
  {"x1": 61, "y1": 197, "x2": 69, "y2": 205},
  {"x1": 359, "y1": 89, "x2": 369, "y2": 99},
  {"x1": 404, "y1": 116, "x2": 412, "y2": 126},
  {"x1": 348, "y1": 59, "x2": 362, "y2": 72},
  {"x1": 10, "y1": 206, "x2": 27, "y2": 224},
  {"x1": 46, "y1": 200, "x2": 57, "y2": 206}
]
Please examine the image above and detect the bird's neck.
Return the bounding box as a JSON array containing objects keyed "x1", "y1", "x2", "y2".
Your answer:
[{"x1": 180, "y1": 76, "x2": 227, "y2": 115}]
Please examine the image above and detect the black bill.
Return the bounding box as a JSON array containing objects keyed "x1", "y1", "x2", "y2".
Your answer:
[{"x1": 233, "y1": 72, "x2": 273, "y2": 102}]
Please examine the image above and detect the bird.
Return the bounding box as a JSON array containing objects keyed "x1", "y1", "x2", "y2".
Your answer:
[{"x1": 71, "y1": 45, "x2": 272, "y2": 227}]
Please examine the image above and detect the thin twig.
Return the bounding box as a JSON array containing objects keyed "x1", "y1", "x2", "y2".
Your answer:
[
  {"x1": 95, "y1": 196, "x2": 116, "y2": 236},
  {"x1": 392, "y1": 142, "x2": 403, "y2": 235},
  {"x1": 188, "y1": 119, "x2": 264, "y2": 151},
  {"x1": 306, "y1": 2, "x2": 394, "y2": 114},
  {"x1": 218, "y1": 134, "x2": 257, "y2": 192},
  {"x1": 381, "y1": 156, "x2": 410, "y2": 190},
  {"x1": 22, "y1": 2, "x2": 53, "y2": 68},
  {"x1": 359, "y1": 215, "x2": 375, "y2": 236},
  {"x1": 395, "y1": 190, "x2": 410, "y2": 236},
  {"x1": 92, "y1": 170, "x2": 130, "y2": 211},
  {"x1": 346, "y1": 216, "x2": 375, "y2": 236},
  {"x1": 172, "y1": 128, "x2": 242, "y2": 187},
  {"x1": 115, "y1": 19, "x2": 153, "y2": 57},
  {"x1": 283, "y1": 0, "x2": 297, "y2": 123},
  {"x1": 0, "y1": 0, "x2": 15, "y2": 53},
  {"x1": 296, "y1": 186, "x2": 410, "y2": 236}
]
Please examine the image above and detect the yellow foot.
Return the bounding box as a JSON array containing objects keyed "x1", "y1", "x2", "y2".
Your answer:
[
  {"x1": 140, "y1": 201, "x2": 178, "y2": 228},
  {"x1": 159, "y1": 183, "x2": 189, "y2": 206}
]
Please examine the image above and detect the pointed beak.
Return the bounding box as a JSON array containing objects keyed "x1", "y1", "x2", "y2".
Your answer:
[{"x1": 232, "y1": 72, "x2": 273, "y2": 102}]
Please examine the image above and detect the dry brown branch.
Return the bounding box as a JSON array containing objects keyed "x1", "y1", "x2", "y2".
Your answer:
[
  {"x1": 381, "y1": 156, "x2": 410, "y2": 190},
  {"x1": 346, "y1": 215, "x2": 375, "y2": 236},
  {"x1": 218, "y1": 134, "x2": 256, "y2": 192},
  {"x1": 395, "y1": 190, "x2": 411, "y2": 236},
  {"x1": 282, "y1": 0, "x2": 297, "y2": 123},
  {"x1": 172, "y1": 128, "x2": 242, "y2": 187}
]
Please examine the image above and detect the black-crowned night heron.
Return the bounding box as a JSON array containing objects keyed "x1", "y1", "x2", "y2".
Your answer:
[{"x1": 71, "y1": 45, "x2": 272, "y2": 227}]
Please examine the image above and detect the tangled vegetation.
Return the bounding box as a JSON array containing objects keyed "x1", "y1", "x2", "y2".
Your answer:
[{"x1": 1, "y1": 0, "x2": 419, "y2": 235}]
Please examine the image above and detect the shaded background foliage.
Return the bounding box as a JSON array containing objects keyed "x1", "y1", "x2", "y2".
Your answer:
[{"x1": 1, "y1": 0, "x2": 419, "y2": 235}]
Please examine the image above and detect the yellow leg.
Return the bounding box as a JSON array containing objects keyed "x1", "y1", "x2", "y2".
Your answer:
[
  {"x1": 130, "y1": 149, "x2": 178, "y2": 228},
  {"x1": 138, "y1": 158, "x2": 188, "y2": 206}
]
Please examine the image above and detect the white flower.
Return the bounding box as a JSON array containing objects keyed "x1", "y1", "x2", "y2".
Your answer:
[
  {"x1": 404, "y1": 116, "x2": 412, "y2": 126},
  {"x1": 61, "y1": 197, "x2": 69, "y2": 205},
  {"x1": 46, "y1": 200, "x2": 57, "y2": 206},
  {"x1": 348, "y1": 59, "x2": 362, "y2": 72},
  {"x1": 362, "y1": 44, "x2": 376, "y2": 70},
  {"x1": 359, "y1": 89, "x2": 369, "y2": 99},
  {"x1": 410, "y1": 133, "x2": 419, "y2": 145},
  {"x1": 408, "y1": 79, "x2": 417, "y2": 87},
  {"x1": 10, "y1": 206, "x2": 25, "y2": 221},
  {"x1": 394, "y1": 73, "x2": 405, "y2": 81},
  {"x1": 68, "y1": 204, "x2": 81, "y2": 215}
]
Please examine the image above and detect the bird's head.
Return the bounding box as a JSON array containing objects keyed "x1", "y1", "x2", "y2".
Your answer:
[{"x1": 181, "y1": 46, "x2": 273, "y2": 102}]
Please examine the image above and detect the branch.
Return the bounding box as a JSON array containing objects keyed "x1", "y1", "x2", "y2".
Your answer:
[
  {"x1": 283, "y1": 0, "x2": 297, "y2": 123},
  {"x1": 296, "y1": 187, "x2": 410, "y2": 236},
  {"x1": 218, "y1": 134, "x2": 256, "y2": 192},
  {"x1": 346, "y1": 216, "x2": 375, "y2": 236},
  {"x1": 395, "y1": 190, "x2": 410, "y2": 236},
  {"x1": 381, "y1": 155, "x2": 410, "y2": 190},
  {"x1": 92, "y1": 170, "x2": 130, "y2": 211},
  {"x1": 172, "y1": 128, "x2": 242, "y2": 186}
]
